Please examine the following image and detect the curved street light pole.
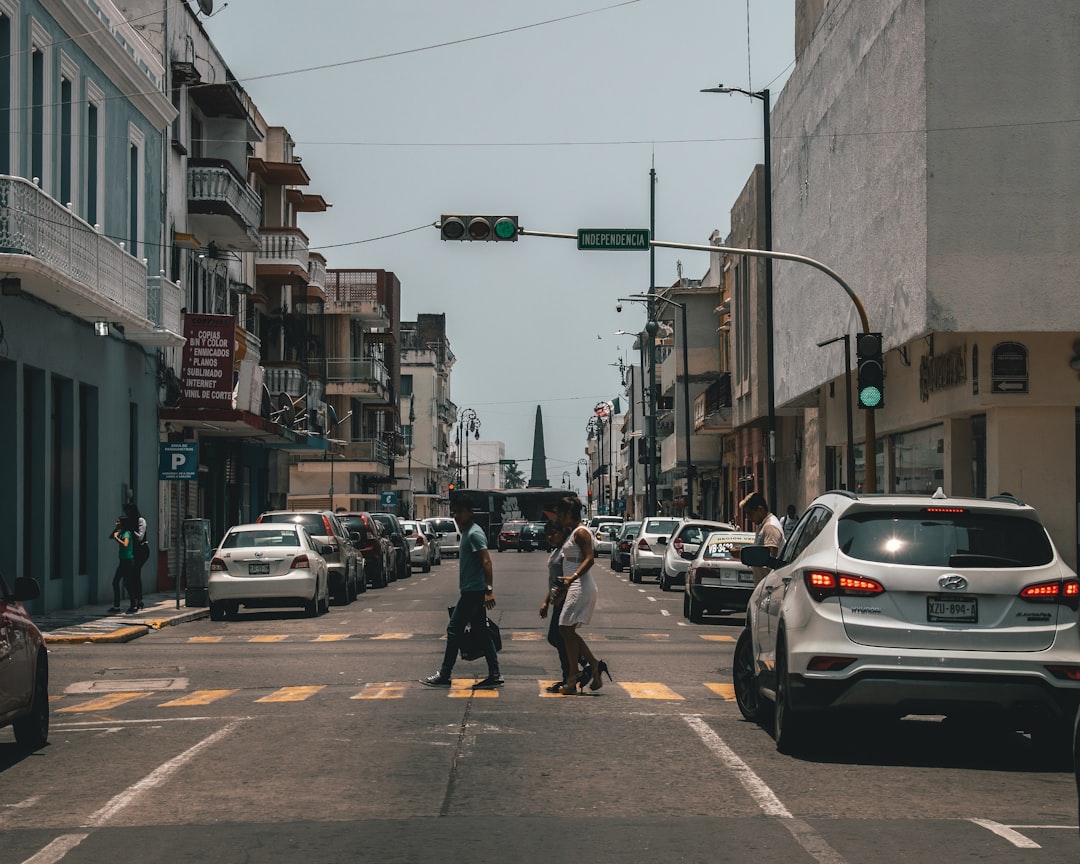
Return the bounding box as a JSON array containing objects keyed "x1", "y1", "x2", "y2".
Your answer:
[{"x1": 458, "y1": 408, "x2": 480, "y2": 489}]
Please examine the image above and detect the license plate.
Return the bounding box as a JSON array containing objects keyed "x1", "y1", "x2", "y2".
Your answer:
[
  {"x1": 248, "y1": 562, "x2": 270, "y2": 575},
  {"x1": 927, "y1": 595, "x2": 977, "y2": 623}
]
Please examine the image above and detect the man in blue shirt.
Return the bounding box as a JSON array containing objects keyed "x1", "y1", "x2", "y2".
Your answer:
[{"x1": 421, "y1": 494, "x2": 501, "y2": 688}]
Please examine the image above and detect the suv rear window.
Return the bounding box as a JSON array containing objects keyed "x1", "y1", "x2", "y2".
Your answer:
[
  {"x1": 427, "y1": 518, "x2": 456, "y2": 533},
  {"x1": 837, "y1": 510, "x2": 1054, "y2": 567},
  {"x1": 260, "y1": 513, "x2": 326, "y2": 536},
  {"x1": 644, "y1": 519, "x2": 680, "y2": 536}
]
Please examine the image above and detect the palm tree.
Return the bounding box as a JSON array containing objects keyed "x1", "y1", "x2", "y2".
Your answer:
[{"x1": 502, "y1": 460, "x2": 526, "y2": 489}]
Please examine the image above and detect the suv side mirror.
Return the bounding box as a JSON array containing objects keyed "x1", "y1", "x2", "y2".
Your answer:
[
  {"x1": 350, "y1": 531, "x2": 362, "y2": 544},
  {"x1": 11, "y1": 576, "x2": 40, "y2": 602},
  {"x1": 320, "y1": 544, "x2": 336, "y2": 556},
  {"x1": 740, "y1": 545, "x2": 775, "y2": 568}
]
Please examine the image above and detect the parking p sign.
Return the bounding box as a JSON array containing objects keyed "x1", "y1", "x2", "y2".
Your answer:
[{"x1": 160, "y1": 442, "x2": 198, "y2": 481}]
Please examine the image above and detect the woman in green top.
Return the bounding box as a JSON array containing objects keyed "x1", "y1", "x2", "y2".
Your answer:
[{"x1": 111, "y1": 517, "x2": 142, "y2": 614}]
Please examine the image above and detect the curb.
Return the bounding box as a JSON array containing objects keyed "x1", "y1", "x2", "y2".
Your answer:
[
  {"x1": 143, "y1": 609, "x2": 210, "y2": 630},
  {"x1": 44, "y1": 625, "x2": 149, "y2": 645}
]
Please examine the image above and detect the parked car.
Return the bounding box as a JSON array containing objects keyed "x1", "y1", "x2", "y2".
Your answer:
[
  {"x1": 256, "y1": 510, "x2": 362, "y2": 604},
  {"x1": 594, "y1": 523, "x2": 622, "y2": 556},
  {"x1": 611, "y1": 521, "x2": 641, "y2": 572},
  {"x1": 497, "y1": 520, "x2": 528, "y2": 552},
  {"x1": 660, "y1": 519, "x2": 734, "y2": 590},
  {"x1": 337, "y1": 511, "x2": 393, "y2": 589},
  {"x1": 684, "y1": 530, "x2": 757, "y2": 621},
  {"x1": 424, "y1": 516, "x2": 460, "y2": 559},
  {"x1": 0, "y1": 573, "x2": 49, "y2": 750},
  {"x1": 733, "y1": 489, "x2": 1080, "y2": 759},
  {"x1": 421, "y1": 522, "x2": 441, "y2": 566},
  {"x1": 629, "y1": 517, "x2": 682, "y2": 583},
  {"x1": 208, "y1": 523, "x2": 331, "y2": 619},
  {"x1": 401, "y1": 520, "x2": 434, "y2": 572},
  {"x1": 517, "y1": 521, "x2": 548, "y2": 552},
  {"x1": 368, "y1": 512, "x2": 410, "y2": 581}
]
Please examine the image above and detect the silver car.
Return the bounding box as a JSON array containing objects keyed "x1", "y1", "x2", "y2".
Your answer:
[
  {"x1": 208, "y1": 523, "x2": 331, "y2": 620},
  {"x1": 629, "y1": 517, "x2": 682, "y2": 584},
  {"x1": 659, "y1": 519, "x2": 734, "y2": 591},
  {"x1": 424, "y1": 517, "x2": 460, "y2": 559},
  {"x1": 401, "y1": 520, "x2": 434, "y2": 572}
]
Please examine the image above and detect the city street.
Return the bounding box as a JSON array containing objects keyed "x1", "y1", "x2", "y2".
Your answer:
[{"x1": 4, "y1": 552, "x2": 1077, "y2": 864}]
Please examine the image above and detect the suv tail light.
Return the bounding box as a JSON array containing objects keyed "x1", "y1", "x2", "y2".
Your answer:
[
  {"x1": 637, "y1": 538, "x2": 650, "y2": 551},
  {"x1": 321, "y1": 515, "x2": 335, "y2": 537},
  {"x1": 804, "y1": 570, "x2": 885, "y2": 602},
  {"x1": 290, "y1": 555, "x2": 312, "y2": 569},
  {"x1": 210, "y1": 557, "x2": 228, "y2": 572},
  {"x1": 1020, "y1": 579, "x2": 1080, "y2": 610}
]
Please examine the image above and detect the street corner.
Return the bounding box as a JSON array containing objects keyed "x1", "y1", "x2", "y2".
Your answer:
[{"x1": 44, "y1": 624, "x2": 149, "y2": 645}]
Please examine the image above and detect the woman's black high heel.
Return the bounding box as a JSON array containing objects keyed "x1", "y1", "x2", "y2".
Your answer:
[
  {"x1": 577, "y1": 665, "x2": 592, "y2": 692},
  {"x1": 589, "y1": 660, "x2": 612, "y2": 691}
]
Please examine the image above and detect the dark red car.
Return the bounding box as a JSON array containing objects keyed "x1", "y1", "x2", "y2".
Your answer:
[
  {"x1": 337, "y1": 512, "x2": 394, "y2": 589},
  {"x1": 496, "y1": 520, "x2": 528, "y2": 552}
]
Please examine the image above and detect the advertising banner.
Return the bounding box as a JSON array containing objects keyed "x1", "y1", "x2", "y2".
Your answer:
[{"x1": 181, "y1": 314, "x2": 236, "y2": 408}]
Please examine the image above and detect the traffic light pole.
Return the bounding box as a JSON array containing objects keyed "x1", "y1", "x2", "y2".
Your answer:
[{"x1": 515, "y1": 228, "x2": 877, "y2": 493}]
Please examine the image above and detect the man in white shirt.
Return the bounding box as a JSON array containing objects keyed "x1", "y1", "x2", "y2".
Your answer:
[
  {"x1": 741, "y1": 493, "x2": 784, "y2": 585},
  {"x1": 780, "y1": 504, "x2": 798, "y2": 539}
]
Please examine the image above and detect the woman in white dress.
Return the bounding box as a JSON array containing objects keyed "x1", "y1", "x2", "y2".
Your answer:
[{"x1": 555, "y1": 495, "x2": 612, "y2": 695}]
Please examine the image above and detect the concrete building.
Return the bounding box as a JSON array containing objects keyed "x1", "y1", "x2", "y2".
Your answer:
[{"x1": 763, "y1": 0, "x2": 1080, "y2": 565}]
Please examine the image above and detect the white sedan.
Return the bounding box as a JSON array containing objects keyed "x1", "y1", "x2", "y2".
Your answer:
[{"x1": 208, "y1": 523, "x2": 331, "y2": 620}]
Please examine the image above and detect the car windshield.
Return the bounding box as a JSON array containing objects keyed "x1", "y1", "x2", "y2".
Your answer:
[
  {"x1": 261, "y1": 513, "x2": 325, "y2": 536},
  {"x1": 837, "y1": 509, "x2": 1054, "y2": 567},
  {"x1": 645, "y1": 519, "x2": 680, "y2": 535},
  {"x1": 337, "y1": 515, "x2": 365, "y2": 534},
  {"x1": 222, "y1": 529, "x2": 301, "y2": 549},
  {"x1": 428, "y1": 519, "x2": 456, "y2": 532},
  {"x1": 701, "y1": 533, "x2": 757, "y2": 560}
]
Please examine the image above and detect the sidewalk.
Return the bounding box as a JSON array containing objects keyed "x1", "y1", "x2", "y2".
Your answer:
[{"x1": 37, "y1": 592, "x2": 209, "y2": 645}]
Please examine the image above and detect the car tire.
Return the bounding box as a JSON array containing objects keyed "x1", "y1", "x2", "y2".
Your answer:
[
  {"x1": 305, "y1": 585, "x2": 319, "y2": 618},
  {"x1": 733, "y1": 629, "x2": 764, "y2": 722},
  {"x1": 1030, "y1": 717, "x2": 1072, "y2": 770},
  {"x1": 422, "y1": 557, "x2": 431, "y2": 573},
  {"x1": 226, "y1": 601, "x2": 240, "y2": 618},
  {"x1": 319, "y1": 581, "x2": 330, "y2": 616},
  {"x1": 659, "y1": 571, "x2": 671, "y2": 591},
  {"x1": 210, "y1": 601, "x2": 227, "y2": 621},
  {"x1": 682, "y1": 590, "x2": 691, "y2": 619},
  {"x1": 356, "y1": 566, "x2": 368, "y2": 593},
  {"x1": 333, "y1": 572, "x2": 351, "y2": 606},
  {"x1": 629, "y1": 566, "x2": 639, "y2": 584},
  {"x1": 13, "y1": 657, "x2": 49, "y2": 750},
  {"x1": 774, "y1": 635, "x2": 813, "y2": 756},
  {"x1": 612, "y1": 560, "x2": 622, "y2": 573},
  {"x1": 687, "y1": 592, "x2": 704, "y2": 624}
]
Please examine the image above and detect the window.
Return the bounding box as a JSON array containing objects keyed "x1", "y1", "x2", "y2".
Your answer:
[
  {"x1": 59, "y1": 54, "x2": 79, "y2": 208},
  {"x1": 30, "y1": 48, "x2": 43, "y2": 181},
  {"x1": 0, "y1": 14, "x2": 11, "y2": 174},
  {"x1": 781, "y1": 506, "x2": 831, "y2": 564},
  {"x1": 85, "y1": 82, "x2": 104, "y2": 226},
  {"x1": 399, "y1": 374, "x2": 413, "y2": 397},
  {"x1": 128, "y1": 127, "x2": 143, "y2": 257}
]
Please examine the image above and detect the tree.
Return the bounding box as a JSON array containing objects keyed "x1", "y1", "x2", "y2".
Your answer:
[{"x1": 502, "y1": 460, "x2": 525, "y2": 489}]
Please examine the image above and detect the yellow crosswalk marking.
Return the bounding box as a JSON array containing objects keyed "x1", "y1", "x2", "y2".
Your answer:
[
  {"x1": 449, "y1": 679, "x2": 499, "y2": 698},
  {"x1": 699, "y1": 634, "x2": 736, "y2": 642},
  {"x1": 642, "y1": 633, "x2": 669, "y2": 640},
  {"x1": 620, "y1": 682, "x2": 684, "y2": 700},
  {"x1": 536, "y1": 680, "x2": 582, "y2": 697},
  {"x1": 256, "y1": 685, "x2": 325, "y2": 703},
  {"x1": 312, "y1": 634, "x2": 349, "y2": 642},
  {"x1": 370, "y1": 633, "x2": 412, "y2": 640},
  {"x1": 509, "y1": 631, "x2": 543, "y2": 641},
  {"x1": 159, "y1": 689, "x2": 238, "y2": 707},
  {"x1": 57, "y1": 692, "x2": 147, "y2": 713},
  {"x1": 249, "y1": 635, "x2": 288, "y2": 643},
  {"x1": 188, "y1": 636, "x2": 222, "y2": 643},
  {"x1": 351, "y1": 682, "x2": 407, "y2": 700},
  {"x1": 704, "y1": 683, "x2": 736, "y2": 700}
]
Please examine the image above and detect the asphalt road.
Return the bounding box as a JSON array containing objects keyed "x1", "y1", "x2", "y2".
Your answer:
[{"x1": 4, "y1": 550, "x2": 1078, "y2": 863}]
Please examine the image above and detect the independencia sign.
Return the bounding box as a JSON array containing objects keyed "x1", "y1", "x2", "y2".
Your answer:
[{"x1": 577, "y1": 228, "x2": 650, "y2": 251}]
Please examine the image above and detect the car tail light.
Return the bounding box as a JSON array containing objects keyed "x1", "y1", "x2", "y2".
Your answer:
[
  {"x1": 415, "y1": 536, "x2": 424, "y2": 548},
  {"x1": 1019, "y1": 579, "x2": 1080, "y2": 610},
  {"x1": 637, "y1": 538, "x2": 650, "y2": 551},
  {"x1": 804, "y1": 570, "x2": 885, "y2": 602},
  {"x1": 806, "y1": 656, "x2": 857, "y2": 672},
  {"x1": 291, "y1": 554, "x2": 312, "y2": 569},
  {"x1": 674, "y1": 538, "x2": 684, "y2": 554},
  {"x1": 322, "y1": 515, "x2": 335, "y2": 537},
  {"x1": 1045, "y1": 665, "x2": 1080, "y2": 681},
  {"x1": 210, "y1": 557, "x2": 228, "y2": 572}
]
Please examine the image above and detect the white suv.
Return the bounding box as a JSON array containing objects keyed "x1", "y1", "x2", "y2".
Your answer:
[
  {"x1": 629, "y1": 517, "x2": 682, "y2": 584},
  {"x1": 733, "y1": 488, "x2": 1080, "y2": 759},
  {"x1": 659, "y1": 519, "x2": 733, "y2": 591}
]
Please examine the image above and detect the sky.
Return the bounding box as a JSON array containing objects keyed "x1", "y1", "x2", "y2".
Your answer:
[{"x1": 202, "y1": 0, "x2": 795, "y2": 486}]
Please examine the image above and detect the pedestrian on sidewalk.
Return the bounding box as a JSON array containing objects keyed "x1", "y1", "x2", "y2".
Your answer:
[
  {"x1": 124, "y1": 502, "x2": 148, "y2": 611},
  {"x1": 109, "y1": 517, "x2": 141, "y2": 614},
  {"x1": 421, "y1": 494, "x2": 501, "y2": 689}
]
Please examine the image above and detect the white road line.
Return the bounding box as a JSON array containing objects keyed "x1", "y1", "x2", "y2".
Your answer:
[
  {"x1": 83, "y1": 719, "x2": 245, "y2": 828},
  {"x1": 660, "y1": 609, "x2": 671, "y2": 616},
  {"x1": 20, "y1": 834, "x2": 89, "y2": 864},
  {"x1": 682, "y1": 714, "x2": 846, "y2": 864},
  {"x1": 647, "y1": 596, "x2": 657, "y2": 603},
  {"x1": 969, "y1": 819, "x2": 1041, "y2": 849}
]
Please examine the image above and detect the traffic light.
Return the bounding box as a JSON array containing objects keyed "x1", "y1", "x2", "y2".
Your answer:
[
  {"x1": 447, "y1": 482, "x2": 455, "y2": 493},
  {"x1": 856, "y1": 332, "x2": 884, "y2": 409},
  {"x1": 440, "y1": 214, "x2": 519, "y2": 242}
]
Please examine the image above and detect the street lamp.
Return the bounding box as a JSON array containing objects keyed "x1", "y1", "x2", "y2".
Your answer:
[
  {"x1": 817, "y1": 335, "x2": 856, "y2": 490},
  {"x1": 586, "y1": 415, "x2": 603, "y2": 515},
  {"x1": 619, "y1": 293, "x2": 694, "y2": 518},
  {"x1": 701, "y1": 83, "x2": 776, "y2": 508},
  {"x1": 456, "y1": 408, "x2": 480, "y2": 489},
  {"x1": 324, "y1": 408, "x2": 352, "y2": 510},
  {"x1": 561, "y1": 470, "x2": 571, "y2": 489}
]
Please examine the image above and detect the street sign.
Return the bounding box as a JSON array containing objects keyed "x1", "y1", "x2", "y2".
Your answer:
[
  {"x1": 380, "y1": 491, "x2": 398, "y2": 507},
  {"x1": 160, "y1": 442, "x2": 198, "y2": 481},
  {"x1": 576, "y1": 228, "x2": 650, "y2": 251},
  {"x1": 991, "y1": 379, "x2": 1028, "y2": 393}
]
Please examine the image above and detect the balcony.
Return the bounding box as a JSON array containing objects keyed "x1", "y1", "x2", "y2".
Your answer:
[
  {"x1": 323, "y1": 270, "x2": 390, "y2": 325},
  {"x1": 694, "y1": 374, "x2": 733, "y2": 434},
  {"x1": 134, "y1": 274, "x2": 185, "y2": 347},
  {"x1": 0, "y1": 175, "x2": 183, "y2": 341},
  {"x1": 187, "y1": 159, "x2": 261, "y2": 251},
  {"x1": 324, "y1": 357, "x2": 390, "y2": 402},
  {"x1": 308, "y1": 253, "x2": 327, "y2": 295},
  {"x1": 263, "y1": 363, "x2": 309, "y2": 400},
  {"x1": 256, "y1": 227, "x2": 310, "y2": 284}
]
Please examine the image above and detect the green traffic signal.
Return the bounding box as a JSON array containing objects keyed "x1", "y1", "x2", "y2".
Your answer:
[
  {"x1": 855, "y1": 332, "x2": 884, "y2": 410},
  {"x1": 440, "y1": 214, "x2": 518, "y2": 242}
]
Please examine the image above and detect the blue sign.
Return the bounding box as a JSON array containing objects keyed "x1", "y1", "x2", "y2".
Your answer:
[
  {"x1": 160, "y1": 442, "x2": 198, "y2": 481},
  {"x1": 380, "y1": 491, "x2": 398, "y2": 507}
]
